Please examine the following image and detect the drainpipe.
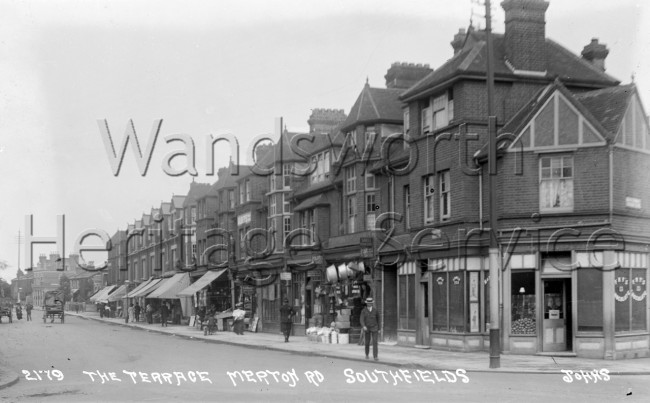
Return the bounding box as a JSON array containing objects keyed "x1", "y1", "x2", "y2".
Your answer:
[
  {"x1": 609, "y1": 143, "x2": 614, "y2": 224},
  {"x1": 479, "y1": 168, "x2": 484, "y2": 230}
]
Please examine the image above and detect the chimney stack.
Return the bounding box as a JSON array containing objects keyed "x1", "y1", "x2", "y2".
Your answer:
[
  {"x1": 581, "y1": 38, "x2": 609, "y2": 71},
  {"x1": 384, "y1": 62, "x2": 433, "y2": 89},
  {"x1": 451, "y1": 28, "x2": 467, "y2": 55},
  {"x1": 501, "y1": 0, "x2": 549, "y2": 72},
  {"x1": 307, "y1": 108, "x2": 347, "y2": 133}
]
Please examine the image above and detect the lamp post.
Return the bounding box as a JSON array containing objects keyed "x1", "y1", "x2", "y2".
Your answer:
[{"x1": 485, "y1": 0, "x2": 501, "y2": 369}]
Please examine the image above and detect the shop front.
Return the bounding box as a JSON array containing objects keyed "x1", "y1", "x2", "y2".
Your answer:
[
  {"x1": 504, "y1": 251, "x2": 649, "y2": 359},
  {"x1": 397, "y1": 257, "x2": 490, "y2": 350}
]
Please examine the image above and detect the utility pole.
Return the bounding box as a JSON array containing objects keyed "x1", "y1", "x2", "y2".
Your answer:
[{"x1": 485, "y1": 0, "x2": 501, "y2": 369}]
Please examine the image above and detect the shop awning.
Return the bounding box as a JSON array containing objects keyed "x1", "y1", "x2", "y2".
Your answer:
[
  {"x1": 125, "y1": 278, "x2": 154, "y2": 298},
  {"x1": 177, "y1": 269, "x2": 227, "y2": 297},
  {"x1": 294, "y1": 194, "x2": 329, "y2": 212},
  {"x1": 130, "y1": 279, "x2": 163, "y2": 298},
  {"x1": 148, "y1": 273, "x2": 191, "y2": 299},
  {"x1": 89, "y1": 286, "x2": 115, "y2": 302},
  {"x1": 107, "y1": 285, "x2": 128, "y2": 302}
]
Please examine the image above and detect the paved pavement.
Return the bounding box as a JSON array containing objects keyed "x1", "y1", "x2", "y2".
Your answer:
[{"x1": 2, "y1": 308, "x2": 649, "y2": 390}]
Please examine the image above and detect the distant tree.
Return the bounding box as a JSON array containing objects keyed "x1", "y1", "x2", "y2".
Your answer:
[
  {"x1": 58, "y1": 274, "x2": 72, "y2": 303},
  {"x1": 0, "y1": 278, "x2": 10, "y2": 298}
]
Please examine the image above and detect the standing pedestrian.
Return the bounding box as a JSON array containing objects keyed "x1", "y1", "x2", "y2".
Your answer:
[
  {"x1": 360, "y1": 297, "x2": 380, "y2": 361},
  {"x1": 26, "y1": 302, "x2": 33, "y2": 321},
  {"x1": 98, "y1": 303, "x2": 104, "y2": 318},
  {"x1": 104, "y1": 304, "x2": 111, "y2": 318},
  {"x1": 134, "y1": 303, "x2": 141, "y2": 322},
  {"x1": 232, "y1": 303, "x2": 246, "y2": 335},
  {"x1": 127, "y1": 303, "x2": 135, "y2": 324},
  {"x1": 146, "y1": 303, "x2": 153, "y2": 324},
  {"x1": 161, "y1": 301, "x2": 170, "y2": 327},
  {"x1": 279, "y1": 298, "x2": 295, "y2": 342}
]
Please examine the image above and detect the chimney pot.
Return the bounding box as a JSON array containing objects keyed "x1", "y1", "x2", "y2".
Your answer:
[{"x1": 581, "y1": 37, "x2": 609, "y2": 71}]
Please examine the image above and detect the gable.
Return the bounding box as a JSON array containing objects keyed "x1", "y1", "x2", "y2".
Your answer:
[
  {"x1": 509, "y1": 90, "x2": 606, "y2": 151},
  {"x1": 615, "y1": 93, "x2": 650, "y2": 152}
]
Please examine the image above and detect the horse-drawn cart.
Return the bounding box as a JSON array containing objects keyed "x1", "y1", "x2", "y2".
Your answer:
[
  {"x1": 43, "y1": 291, "x2": 65, "y2": 324},
  {"x1": 0, "y1": 298, "x2": 13, "y2": 323}
]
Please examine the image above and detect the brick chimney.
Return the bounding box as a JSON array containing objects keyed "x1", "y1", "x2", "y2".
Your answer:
[
  {"x1": 307, "y1": 108, "x2": 347, "y2": 133},
  {"x1": 581, "y1": 38, "x2": 609, "y2": 71},
  {"x1": 501, "y1": 0, "x2": 549, "y2": 72},
  {"x1": 451, "y1": 28, "x2": 467, "y2": 55},
  {"x1": 384, "y1": 62, "x2": 433, "y2": 89}
]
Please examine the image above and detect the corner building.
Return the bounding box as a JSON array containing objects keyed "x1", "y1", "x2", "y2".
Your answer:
[{"x1": 375, "y1": 0, "x2": 649, "y2": 359}]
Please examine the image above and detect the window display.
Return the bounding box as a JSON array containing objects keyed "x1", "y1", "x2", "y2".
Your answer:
[{"x1": 511, "y1": 271, "x2": 536, "y2": 335}]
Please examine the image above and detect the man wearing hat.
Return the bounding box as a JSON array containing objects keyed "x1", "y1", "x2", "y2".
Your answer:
[
  {"x1": 279, "y1": 298, "x2": 295, "y2": 342},
  {"x1": 360, "y1": 297, "x2": 380, "y2": 361},
  {"x1": 232, "y1": 302, "x2": 246, "y2": 335}
]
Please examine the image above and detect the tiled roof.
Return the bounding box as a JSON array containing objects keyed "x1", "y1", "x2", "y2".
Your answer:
[
  {"x1": 401, "y1": 31, "x2": 619, "y2": 101},
  {"x1": 574, "y1": 84, "x2": 635, "y2": 136},
  {"x1": 341, "y1": 83, "x2": 404, "y2": 131}
]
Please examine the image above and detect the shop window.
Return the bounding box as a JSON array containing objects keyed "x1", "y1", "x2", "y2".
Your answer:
[
  {"x1": 577, "y1": 268, "x2": 603, "y2": 332},
  {"x1": 291, "y1": 272, "x2": 305, "y2": 325},
  {"x1": 398, "y1": 274, "x2": 416, "y2": 330},
  {"x1": 430, "y1": 271, "x2": 466, "y2": 332},
  {"x1": 615, "y1": 267, "x2": 648, "y2": 332},
  {"x1": 432, "y1": 273, "x2": 448, "y2": 331},
  {"x1": 448, "y1": 272, "x2": 464, "y2": 332},
  {"x1": 511, "y1": 271, "x2": 536, "y2": 335}
]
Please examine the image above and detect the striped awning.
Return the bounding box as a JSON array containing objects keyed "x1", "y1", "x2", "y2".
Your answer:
[
  {"x1": 129, "y1": 279, "x2": 163, "y2": 298},
  {"x1": 177, "y1": 269, "x2": 227, "y2": 297},
  {"x1": 148, "y1": 273, "x2": 190, "y2": 299}
]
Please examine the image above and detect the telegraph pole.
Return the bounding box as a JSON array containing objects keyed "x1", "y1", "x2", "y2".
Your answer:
[{"x1": 485, "y1": 0, "x2": 501, "y2": 369}]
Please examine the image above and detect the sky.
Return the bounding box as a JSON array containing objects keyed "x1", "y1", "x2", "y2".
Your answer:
[{"x1": 1, "y1": 0, "x2": 649, "y2": 282}]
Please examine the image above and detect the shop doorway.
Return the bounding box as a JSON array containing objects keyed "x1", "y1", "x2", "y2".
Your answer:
[
  {"x1": 383, "y1": 265, "x2": 398, "y2": 342},
  {"x1": 542, "y1": 279, "x2": 572, "y2": 352},
  {"x1": 419, "y1": 280, "x2": 430, "y2": 346}
]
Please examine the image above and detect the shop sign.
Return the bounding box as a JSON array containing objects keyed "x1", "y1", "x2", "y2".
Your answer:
[
  {"x1": 237, "y1": 212, "x2": 251, "y2": 226},
  {"x1": 363, "y1": 274, "x2": 372, "y2": 282},
  {"x1": 549, "y1": 310, "x2": 560, "y2": 320},
  {"x1": 614, "y1": 277, "x2": 630, "y2": 302},
  {"x1": 242, "y1": 285, "x2": 254, "y2": 295},
  {"x1": 280, "y1": 272, "x2": 292, "y2": 281},
  {"x1": 631, "y1": 277, "x2": 647, "y2": 301}
]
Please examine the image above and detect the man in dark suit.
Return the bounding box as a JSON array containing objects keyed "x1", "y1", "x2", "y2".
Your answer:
[
  {"x1": 279, "y1": 298, "x2": 295, "y2": 342},
  {"x1": 360, "y1": 297, "x2": 380, "y2": 361}
]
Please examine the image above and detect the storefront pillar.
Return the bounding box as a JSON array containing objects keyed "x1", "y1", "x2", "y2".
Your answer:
[{"x1": 603, "y1": 250, "x2": 616, "y2": 360}]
